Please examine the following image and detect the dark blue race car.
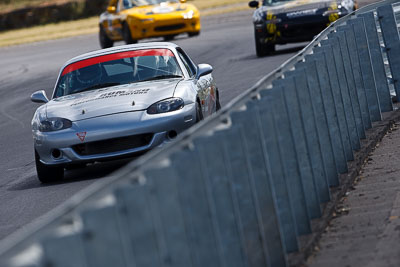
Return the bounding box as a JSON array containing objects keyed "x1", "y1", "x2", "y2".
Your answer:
[{"x1": 249, "y1": 0, "x2": 357, "y2": 56}]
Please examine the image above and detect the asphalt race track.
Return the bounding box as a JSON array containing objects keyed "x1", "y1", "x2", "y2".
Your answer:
[{"x1": 0, "y1": 10, "x2": 308, "y2": 241}]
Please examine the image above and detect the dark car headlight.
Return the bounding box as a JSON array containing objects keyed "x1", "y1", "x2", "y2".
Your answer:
[
  {"x1": 39, "y1": 118, "x2": 72, "y2": 132},
  {"x1": 147, "y1": 98, "x2": 184, "y2": 114}
]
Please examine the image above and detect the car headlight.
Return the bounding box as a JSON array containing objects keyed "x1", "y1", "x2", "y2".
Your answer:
[
  {"x1": 323, "y1": 9, "x2": 341, "y2": 16},
  {"x1": 253, "y1": 11, "x2": 264, "y2": 23},
  {"x1": 340, "y1": 0, "x2": 355, "y2": 11},
  {"x1": 183, "y1": 10, "x2": 194, "y2": 19},
  {"x1": 39, "y1": 118, "x2": 72, "y2": 132},
  {"x1": 147, "y1": 98, "x2": 184, "y2": 114},
  {"x1": 140, "y1": 18, "x2": 154, "y2": 22}
]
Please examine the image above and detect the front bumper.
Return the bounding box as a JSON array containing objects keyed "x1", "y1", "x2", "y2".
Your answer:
[
  {"x1": 33, "y1": 103, "x2": 196, "y2": 166},
  {"x1": 129, "y1": 15, "x2": 200, "y2": 40},
  {"x1": 255, "y1": 12, "x2": 348, "y2": 45}
]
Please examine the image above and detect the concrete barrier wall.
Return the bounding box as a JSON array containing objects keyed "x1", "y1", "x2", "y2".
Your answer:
[{"x1": 1, "y1": 0, "x2": 400, "y2": 266}]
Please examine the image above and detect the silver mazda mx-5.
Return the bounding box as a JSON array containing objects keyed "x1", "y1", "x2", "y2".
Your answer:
[{"x1": 31, "y1": 42, "x2": 220, "y2": 183}]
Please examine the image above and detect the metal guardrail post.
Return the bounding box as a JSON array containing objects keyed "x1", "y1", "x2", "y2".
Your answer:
[
  {"x1": 230, "y1": 107, "x2": 298, "y2": 255},
  {"x1": 170, "y1": 150, "x2": 221, "y2": 267},
  {"x1": 80, "y1": 206, "x2": 130, "y2": 267},
  {"x1": 142, "y1": 169, "x2": 194, "y2": 267},
  {"x1": 349, "y1": 17, "x2": 382, "y2": 122},
  {"x1": 192, "y1": 136, "x2": 248, "y2": 267},
  {"x1": 377, "y1": 4, "x2": 400, "y2": 102},
  {"x1": 41, "y1": 233, "x2": 86, "y2": 267},
  {"x1": 272, "y1": 77, "x2": 322, "y2": 219},
  {"x1": 115, "y1": 184, "x2": 169, "y2": 267},
  {"x1": 326, "y1": 35, "x2": 361, "y2": 151},
  {"x1": 286, "y1": 69, "x2": 331, "y2": 203},
  {"x1": 214, "y1": 127, "x2": 286, "y2": 267},
  {"x1": 314, "y1": 44, "x2": 354, "y2": 162},
  {"x1": 337, "y1": 25, "x2": 372, "y2": 130},
  {"x1": 311, "y1": 51, "x2": 347, "y2": 175},
  {"x1": 358, "y1": 11, "x2": 393, "y2": 112},
  {"x1": 296, "y1": 59, "x2": 339, "y2": 187},
  {"x1": 334, "y1": 30, "x2": 366, "y2": 139},
  {"x1": 258, "y1": 87, "x2": 312, "y2": 235}
]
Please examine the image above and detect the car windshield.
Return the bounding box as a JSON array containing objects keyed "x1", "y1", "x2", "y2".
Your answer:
[
  {"x1": 54, "y1": 48, "x2": 183, "y2": 98},
  {"x1": 124, "y1": 0, "x2": 178, "y2": 8},
  {"x1": 262, "y1": 0, "x2": 295, "y2": 6}
]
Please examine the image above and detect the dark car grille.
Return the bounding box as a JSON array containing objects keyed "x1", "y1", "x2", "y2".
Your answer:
[
  {"x1": 72, "y1": 133, "x2": 154, "y2": 156},
  {"x1": 278, "y1": 19, "x2": 327, "y2": 42},
  {"x1": 154, "y1": 23, "x2": 185, "y2": 32},
  {"x1": 282, "y1": 24, "x2": 325, "y2": 37}
]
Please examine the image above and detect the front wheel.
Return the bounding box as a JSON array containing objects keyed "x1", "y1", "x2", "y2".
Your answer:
[
  {"x1": 188, "y1": 31, "x2": 200, "y2": 37},
  {"x1": 99, "y1": 25, "x2": 114, "y2": 49},
  {"x1": 35, "y1": 151, "x2": 64, "y2": 183},
  {"x1": 255, "y1": 31, "x2": 275, "y2": 57},
  {"x1": 216, "y1": 90, "x2": 221, "y2": 111},
  {"x1": 195, "y1": 101, "x2": 203, "y2": 122},
  {"x1": 163, "y1": 35, "x2": 176, "y2": 41},
  {"x1": 123, "y1": 23, "x2": 137, "y2": 44}
]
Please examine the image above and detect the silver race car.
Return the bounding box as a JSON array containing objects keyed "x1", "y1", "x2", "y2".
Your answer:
[{"x1": 31, "y1": 43, "x2": 220, "y2": 183}]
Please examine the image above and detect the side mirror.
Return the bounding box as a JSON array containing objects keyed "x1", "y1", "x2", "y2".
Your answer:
[
  {"x1": 249, "y1": 1, "x2": 259, "y2": 8},
  {"x1": 107, "y1": 6, "x2": 116, "y2": 13},
  {"x1": 179, "y1": 0, "x2": 187, "y2": 3},
  {"x1": 31, "y1": 90, "x2": 49, "y2": 104},
  {"x1": 196, "y1": 64, "x2": 213, "y2": 79}
]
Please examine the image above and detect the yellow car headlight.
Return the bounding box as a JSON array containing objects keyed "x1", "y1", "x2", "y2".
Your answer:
[
  {"x1": 140, "y1": 18, "x2": 154, "y2": 22},
  {"x1": 183, "y1": 10, "x2": 194, "y2": 19}
]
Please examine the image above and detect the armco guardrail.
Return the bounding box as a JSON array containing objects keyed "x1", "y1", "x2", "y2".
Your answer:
[{"x1": 1, "y1": 1, "x2": 400, "y2": 266}]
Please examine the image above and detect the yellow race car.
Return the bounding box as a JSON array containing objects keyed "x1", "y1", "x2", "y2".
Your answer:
[{"x1": 99, "y1": 0, "x2": 201, "y2": 48}]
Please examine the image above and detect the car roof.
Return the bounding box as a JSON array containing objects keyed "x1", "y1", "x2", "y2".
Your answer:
[{"x1": 63, "y1": 42, "x2": 180, "y2": 66}]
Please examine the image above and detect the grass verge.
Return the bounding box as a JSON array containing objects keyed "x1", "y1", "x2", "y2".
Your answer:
[{"x1": 0, "y1": 0, "x2": 249, "y2": 48}]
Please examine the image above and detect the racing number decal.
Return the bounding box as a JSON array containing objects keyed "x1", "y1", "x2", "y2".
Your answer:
[
  {"x1": 266, "y1": 12, "x2": 281, "y2": 41},
  {"x1": 327, "y1": 3, "x2": 340, "y2": 25}
]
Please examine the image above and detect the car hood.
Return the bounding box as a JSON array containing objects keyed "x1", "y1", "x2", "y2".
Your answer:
[
  {"x1": 46, "y1": 79, "x2": 181, "y2": 121},
  {"x1": 257, "y1": 0, "x2": 345, "y2": 15}
]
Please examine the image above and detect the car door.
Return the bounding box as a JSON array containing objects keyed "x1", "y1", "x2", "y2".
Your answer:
[
  {"x1": 176, "y1": 49, "x2": 216, "y2": 117},
  {"x1": 103, "y1": 0, "x2": 124, "y2": 39}
]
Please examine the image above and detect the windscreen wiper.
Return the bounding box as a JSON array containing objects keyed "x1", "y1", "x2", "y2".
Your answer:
[{"x1": 140, "y1": 75, "x2": 183, "y2": 82}]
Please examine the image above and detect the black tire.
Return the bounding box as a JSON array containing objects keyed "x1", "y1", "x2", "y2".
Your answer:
[
  {"x1": 123, "y1": 23, "x2": 137, "y2": 44},
  {"x1": 216, "y1": 90, "x2": 221, "y2": 111},
  {"x1": 99, "y1": 26, "x2": 114, "y2": 49},
  {"x1": 255, "y1": 31, "x2": 275, "y2": 57},
  {"x1": 35, "y1": 151, "x2": 64, "y2": 183},
  {"x1": 195, "y1": 101, "x2": 203, "y2": 122},
  {"x1": 163, "y1": 35, "x2": 176, "y2": 41},
  {"x1": 188, "y1": 31, "x2": 200, "y2": 37}
]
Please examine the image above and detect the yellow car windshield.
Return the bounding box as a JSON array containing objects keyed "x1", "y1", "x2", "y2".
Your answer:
[{"x1": 126, "y1": 0, "x2": 178, "y2": 7}]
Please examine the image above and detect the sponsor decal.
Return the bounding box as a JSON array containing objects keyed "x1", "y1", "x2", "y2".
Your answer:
[
  {"x1": 71, "y1": 88, "x2": 150, "y2": 106},
  {"x1": 62, "y1": 49, "x2": 175, "y2": 76},
  {"x1": 76, "y1": 132, "x2": 87, "y2": 142},
  {"x1": 286, "y1": 8, "x2": 317, "y2": 18}
]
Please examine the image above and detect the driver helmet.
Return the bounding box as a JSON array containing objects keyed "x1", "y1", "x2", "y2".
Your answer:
[{"x1": 76, "y1": 63, "x2": 103, "y2": 85}]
